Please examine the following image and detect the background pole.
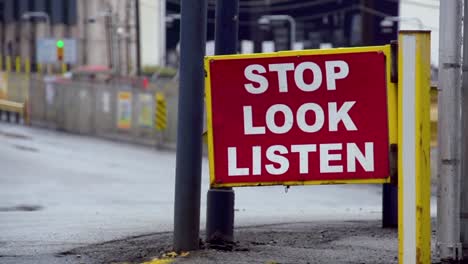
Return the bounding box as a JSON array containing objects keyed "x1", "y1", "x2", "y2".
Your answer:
[
  {"x1": 437, "y1": 0, "x2": 463, "y2": 261},
  {"x1": 460, "y1": 0, "x2": 468, "y2": 260}
]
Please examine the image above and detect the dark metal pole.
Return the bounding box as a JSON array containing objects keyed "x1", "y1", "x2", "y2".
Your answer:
[
  {"x1": 382, "y1": 183, "x2": 398, "y2": 227},
  {"x1": 214, "y1": 0, "x2": 238, "y2": 56},
  {"x1": 173, "y1": 0, "x2": 207, "y2": 252},
  {"x1": 382, "y1": 43, "x2": 398, "y2": 228},
  {"x1": 135, "y1": 0, "x2": 141, "y2": 75},
  {"x1": 205, "y1": 0, "x2": 238, "y2": 248}
]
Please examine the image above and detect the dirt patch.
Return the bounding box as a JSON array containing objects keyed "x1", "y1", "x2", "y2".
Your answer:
[
  {"x1": 65, "y1": 232, "x2": 173, "y2": 264},
  {"x1": 69, "y1": 220, "x2": 441, "y2": 264}
]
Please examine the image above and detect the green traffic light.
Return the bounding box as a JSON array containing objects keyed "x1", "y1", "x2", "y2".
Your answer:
[{"x1": 56, "y1": 40, "x2": 64, "y2": 48}]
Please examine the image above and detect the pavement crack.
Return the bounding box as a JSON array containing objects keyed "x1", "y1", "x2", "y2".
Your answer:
[
  {"x1": 0, "y1": 130, "x2": 31, "y2": 140},
  {"x1": 0, "y1": 204, "x2": 43, "y2": 212},
  {"x1": 12, "y1": 144, "x2": 39, "y2": 152}
]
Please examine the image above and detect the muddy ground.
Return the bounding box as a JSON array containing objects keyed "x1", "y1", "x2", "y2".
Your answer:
[{"x1": 58, "y1": 220, "x2": 440, "y2": 264}]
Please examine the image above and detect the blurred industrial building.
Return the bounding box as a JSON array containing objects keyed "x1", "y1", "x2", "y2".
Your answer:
[{"x1": 0, "y1": 0, "x2": 406, "y2": 75}]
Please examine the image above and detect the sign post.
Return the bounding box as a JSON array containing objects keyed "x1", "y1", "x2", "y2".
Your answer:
[
  {"x1": 398, "y1": 31, "x2": 431, "y2": 264},
  {"x1": 205, "y1": 46, "x2": 396, "y2": 187},
  {"x1": 205, "y1": 0, "x2": 239, "y2": 248}
]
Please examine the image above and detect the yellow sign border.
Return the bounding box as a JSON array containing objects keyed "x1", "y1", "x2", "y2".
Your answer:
[{"x1": 205, "y1": 45, "x2": 397, "y2": 188}]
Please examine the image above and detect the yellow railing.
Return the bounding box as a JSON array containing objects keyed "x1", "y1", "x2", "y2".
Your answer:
[{"x1": 0, "y1": 99, "x2": 29, "y2": 125}]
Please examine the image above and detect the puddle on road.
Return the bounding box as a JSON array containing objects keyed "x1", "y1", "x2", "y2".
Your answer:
[{"x1": 0, "y1": 204, "x2": 43, "y2": 212}]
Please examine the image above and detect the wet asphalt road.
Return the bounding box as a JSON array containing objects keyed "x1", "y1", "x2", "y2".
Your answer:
[{"x1": 0, "y1": 123, "x2": 435, "y2": 263}]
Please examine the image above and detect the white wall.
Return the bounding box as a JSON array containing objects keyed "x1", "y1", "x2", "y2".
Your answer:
[
  {"x1": 139, "y1": 0, "x2": 166, "y2": 66},
  {"x1": 399, "y1": 0, "x2": 439, "y2": 66},
  {"x1": 84, "y1": 0, "x2": 109, "y2": 67}
]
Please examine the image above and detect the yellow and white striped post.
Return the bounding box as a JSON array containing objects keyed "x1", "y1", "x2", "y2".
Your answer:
[
  {"x1": 398, "y1": 31, "x2": 431, "y2": 264},
  {"x1": 37, "y1": 63, "x2": 42, "y2": 75},
  {"x1": 23, "y1": 58, "x2": 31, "y2": 102},
  {"x1": 6, "y1": 56, "x2": 11, "y2": 72},
  {"x1": 155, "y1": 92, "x2": 167, "y2": 131},
  {"x1": 15, "y1": 56, "x2": 21, "y2": 73},
  {"x1": 24, "y1": 58, "x2": 30, "y2": 75}
]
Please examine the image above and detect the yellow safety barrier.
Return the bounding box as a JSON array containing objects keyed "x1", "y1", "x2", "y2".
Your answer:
[
  {"x1": 0, "y1": 99, "x2": 29, "y2": 125},
  {"x1": 155, "y1": 92, "x2": 167, "y2": 131}
]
